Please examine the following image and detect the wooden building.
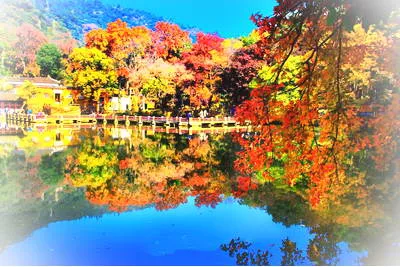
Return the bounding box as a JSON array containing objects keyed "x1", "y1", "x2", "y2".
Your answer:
[{"x1": 0, "y1": 77, "x2": 68, "y2": 113}]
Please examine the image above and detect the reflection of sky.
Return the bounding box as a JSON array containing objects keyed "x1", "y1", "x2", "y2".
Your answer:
[{"x1": 0, "y1": 197, "x2": 364, "y2": 265}]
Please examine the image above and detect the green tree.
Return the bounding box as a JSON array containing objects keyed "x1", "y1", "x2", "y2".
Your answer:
[
  {"x1": 36, "y1": 44, "x2": 63, "y2": 79},
  {"x1": 39, "y1": 152, "x2": 67, "y2": 185}
]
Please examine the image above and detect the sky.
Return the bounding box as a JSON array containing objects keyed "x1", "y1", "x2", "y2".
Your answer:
[{"x1": 102, "y1": 0, "x2": 277, "y2": 38}]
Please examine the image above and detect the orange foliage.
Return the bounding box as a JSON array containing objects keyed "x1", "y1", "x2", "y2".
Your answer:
[
  {"x1": 152, "y1": 22, "x2": 191, "y2": 61},
  {"x1": 234, "y1": 1, "x2": 400, "y2": 209}
]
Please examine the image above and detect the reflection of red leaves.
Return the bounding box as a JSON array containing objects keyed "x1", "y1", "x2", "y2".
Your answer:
[
  {"x1": 194, "y1": 162, "x2": 204, "y2": 169},
  {"x1": 153, "y1": 181, "x2": 167, "y2": 193},
  {"x1": 155, "y1": 186, "x2": 188, "y2": 211},
  {"x1": 237, "y1": 176, "x2": 257, "y2": 192},
  {"x1": 117, "y1": 67, "x2": 129, "y2": 78},
  {"x1": 195, "y1": 192, "x2": 222, "y2": 208},
  {"x1": 232, "y1": 190, "x2": 245, "y2": 198},
  {"x1": 309, "y1": 187, "x2": 322, "y2": 207},
  {"x1": 86, "y1": 185, "x2": 156, "y2": 213},
  {"x1": 185, "y1": 173, "x2": 209, "y2": 187},
  {"x1": 119, "y1": 159, "x2": 129, "y2": 170}
]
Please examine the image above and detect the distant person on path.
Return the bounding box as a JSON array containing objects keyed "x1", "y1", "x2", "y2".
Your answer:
[
  {"x1": 230, "y1": 107, "x2": 235, "y2": 116},
  {"x1": 186, "y1": 111, "x2": 192, "y2": 128}
]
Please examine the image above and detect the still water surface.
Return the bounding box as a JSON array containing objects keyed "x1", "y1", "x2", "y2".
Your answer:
[{"x1": 0, "y1": 125, "x2": 397, "y2": 265}]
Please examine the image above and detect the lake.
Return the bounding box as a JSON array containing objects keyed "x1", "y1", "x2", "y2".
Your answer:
[{"x1": 0, "y1": 125, "x2": 398, "y2": 265}]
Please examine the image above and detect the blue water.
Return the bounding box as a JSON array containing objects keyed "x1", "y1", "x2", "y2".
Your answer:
[{"x1": 0, "y1": 197, "x2": 363, "y2": 265}]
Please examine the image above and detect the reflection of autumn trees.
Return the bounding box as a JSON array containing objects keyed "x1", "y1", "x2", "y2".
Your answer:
[
  {"x1": 4, "y1": 153, "x2": 49, "y2": 201},
  {"x1": 238, "y1": 182, "x2": 400, "y2": 265},
  {"x1": 0, "y1": 127, "x2": 238, "y2": 213},
  {"x1": 221, "y1": 238, "x2": 271, "y2": 266},
  {"x1": 281, "y1": 238, "x2": 305, "y2": 266},
  {"x1": 66, "y1": 133, "x2": 236, "y2": 212},
  {"x1": 66, "y1": 142, "x2": 119, "y2": 188},
  {"x1": 3, "y1": 122, "x2": 397, "y2": 264},
  {"x1": 221, "y1": 236, "x2": 337, "y2": 266},
  {"x1": 306, "y1": 232, "x2": 339, "y2": 266},
  {"x1": 0, "y1": 128, "x2": 102, "y2": 211},
  {"x1": 0, "y1": 147, "x2": 72, "y2": 223}
]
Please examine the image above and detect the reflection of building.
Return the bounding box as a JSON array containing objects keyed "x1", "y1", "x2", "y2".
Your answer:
[
  {"x1": 0, "y1": 77, "x2": 68, "y2": 112},
  {"x1": 111, "y1": 127, "x2": 132, "y2": 139},
  {"x1": 0, "y1": 125, "x2": 79, "y2": 153},
  {"x1": 0, "y1": 125, "x2": 24, "y2": 146}
]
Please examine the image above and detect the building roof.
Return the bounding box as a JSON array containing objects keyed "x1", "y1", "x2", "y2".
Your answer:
[{"x1": 1, "y1": 77, "x2": 62, "y2": 89}]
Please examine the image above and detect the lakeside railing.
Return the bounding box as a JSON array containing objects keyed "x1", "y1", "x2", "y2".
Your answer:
[{"x1": 5, "y1": 112, "x2": 252, "y2": 129}]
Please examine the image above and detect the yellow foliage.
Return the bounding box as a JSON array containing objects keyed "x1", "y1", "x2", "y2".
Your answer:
[
  {"x1": 66, "y1": 47, "x2": 118, "y2": 100},
  {"x1": 342, "y1": 23, "x2": 394, "y2": 101},
  {"x1": 209, "y1": 50, "x2": 229, "y2": 66},
  {"x1": 222, "y1": 38, "x2": 243, "y2": 54},
  {"x1": 70, "y1": 144, "x2": 119, "y2": 188}
]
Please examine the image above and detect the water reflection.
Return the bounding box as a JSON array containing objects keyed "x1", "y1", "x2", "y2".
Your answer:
[{"x1": 0, "y1": 124, "x2": 398, "y2": 265}]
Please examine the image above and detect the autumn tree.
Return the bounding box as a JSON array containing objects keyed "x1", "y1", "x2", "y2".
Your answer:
[
  {"x1": 182, "y1": 33, "x2": 231, "y2": 112},
  {"x1": 86, "y1": 19, "x2": 153, "y2": 90},
  {"x1": 13, "y1": 23, "x2": 48, "y2": 76},
  {"x1": 65, "y1": 47, "x2": 118, "y2": 105},
  {"x1": 83, "y1": 19, "x2": 245, "y2": 114},
  {"x1": 219, "y1": 44, "x2": 263, "y2": 115},
  {"x1": 128, "y1": 57, "x2": 193, "y2": 113},
  {"x1": 10, "y1": 81, "x2": 59, "y2": 113},
  {"x1": 52, "y1": 32, "x2": 78, "y2": 56},
  {"x1": 234, "y1": 0, "x2": 400, "y2": 209},
  {"x1": 152, "y1": 22, "x2": 191, "y2": 62},
  {"x1": 85, "y1": 19, "x2": 153, "y2": 59}
]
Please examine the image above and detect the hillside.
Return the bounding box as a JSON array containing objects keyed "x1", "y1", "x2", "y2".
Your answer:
[
  {"x1": 1, "y1": 0, "x2": 188, "y2": 45},
  {"x1": 0, "y1": 0, "x2": 70, "y2": 45},
  {"x1": 33, "y1": 0, "x2": 166, "y2": 42}
]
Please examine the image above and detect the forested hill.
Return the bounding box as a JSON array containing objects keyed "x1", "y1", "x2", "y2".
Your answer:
[
  {"x1": 0, "y1": 0, "x2": 70, "y2": 44},
  {"x1": 1, "y1": 0, "x2": 195, "y2": 45},
  {"x1": 33, "y1": 0, "x2": 167, "y2": 42}
]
